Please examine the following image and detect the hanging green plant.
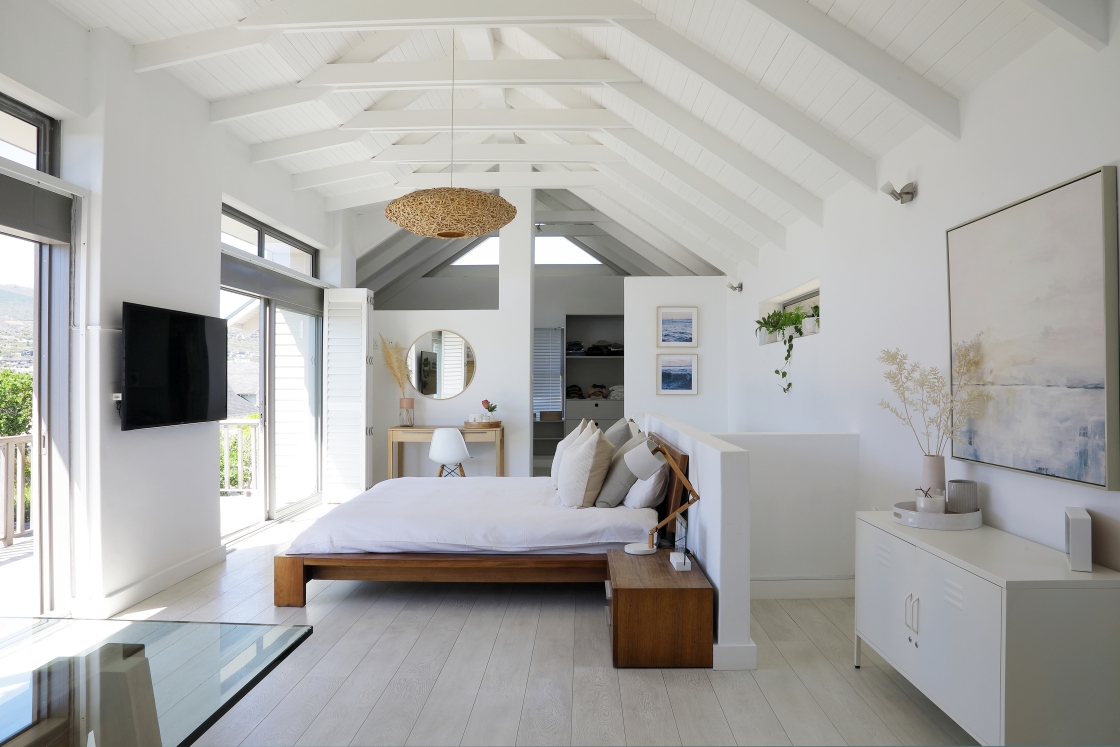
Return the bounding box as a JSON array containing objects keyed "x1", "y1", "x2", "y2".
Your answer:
[{"x1": 754, "y1": 304, "x2": 819, "y2": 393}]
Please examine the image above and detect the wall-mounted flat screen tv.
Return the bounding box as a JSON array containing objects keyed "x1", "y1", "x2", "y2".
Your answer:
[{"x1": 121, "y1": 302, "x2": 227, "y2": 430}]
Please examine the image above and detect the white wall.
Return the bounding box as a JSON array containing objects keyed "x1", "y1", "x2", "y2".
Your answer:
[
  {"x1": 372, "y1": 190, "x2": 536, "y2": 480},
  {"x1": 535, "y1": 274, "x2": 624, "y2": 327},
  {"x1": 0, "y1": 11, "x2": 336, "y2": 614},
  {"x1": 733, "y1": 29, "x2": 1120, "y2": 570},
  {"x1": 625, "y1": 276, "x2": 729, "y2": 432}
]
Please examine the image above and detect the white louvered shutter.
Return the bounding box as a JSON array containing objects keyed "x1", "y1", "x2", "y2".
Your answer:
[
  {"x1": 442, "y1": 332, "x2": 466, "y2": 398},
  {"x1": 533, "y1": 328, "x2": 563, "y2": 415},
  {"x1": 323, "y1": 288, "x2": 375, "y2": 501}
]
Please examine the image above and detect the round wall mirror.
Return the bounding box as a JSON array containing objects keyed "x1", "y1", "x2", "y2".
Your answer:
[{"x1": 407, "y1": 330, "x2": 476, "y2": 399}]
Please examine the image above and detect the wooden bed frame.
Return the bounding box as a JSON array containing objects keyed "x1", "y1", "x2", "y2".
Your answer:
[{"x1": 274, "y1": 434, "x2": 689, "y2": 606}]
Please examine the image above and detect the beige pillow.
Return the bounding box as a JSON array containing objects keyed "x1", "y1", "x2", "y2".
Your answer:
[
  {"x1": 551, "y1": 419, "x2": 587, "y2": 488},
  {"x1": 557, "y1": 429, "x2": 615, "y2": 508}
]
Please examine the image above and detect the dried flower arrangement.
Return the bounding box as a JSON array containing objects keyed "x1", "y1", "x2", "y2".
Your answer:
[
  {"x1": 878, "y1": 336, "x2": 989, "y2": 457},
  {"x1": 380, "y1": 334, "x2": 410, "y2": 397}
]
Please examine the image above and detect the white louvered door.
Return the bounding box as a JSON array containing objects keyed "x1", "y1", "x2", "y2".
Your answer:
[
  {"x1": 533, "y1": 328, "x2": 563, "y2": 415},
  {"x1": 323, "y1": 288, "x2": 374, "y2": 502}
]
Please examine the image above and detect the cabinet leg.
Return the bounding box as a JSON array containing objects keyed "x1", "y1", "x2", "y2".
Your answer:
[{"x1": 854, "y1": 634, "x2": 862, "y2": 668}]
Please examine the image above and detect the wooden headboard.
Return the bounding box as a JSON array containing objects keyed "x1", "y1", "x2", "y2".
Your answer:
[{"x1": 649, "y1": 433, "x2": 689, "y2": 542}]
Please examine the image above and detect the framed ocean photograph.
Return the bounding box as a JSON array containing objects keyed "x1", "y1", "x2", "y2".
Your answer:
[
  {"x1": 657, "y1": 354, "x2": 697, "y2": 395},
  {"x1": 947, "y1": 166, "x2": 1120, "y2": 489},
  {"x1": 657, "y1": 307, "x2": 697, "y2": 347}
]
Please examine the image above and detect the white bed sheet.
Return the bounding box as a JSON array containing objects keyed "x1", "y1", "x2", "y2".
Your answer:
[{"x1": 287, "y1": 476, "x2": 658, "y2": 555}]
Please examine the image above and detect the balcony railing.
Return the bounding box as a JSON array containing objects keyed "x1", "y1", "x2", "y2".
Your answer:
[
  {"x1": 220, "y1": 419, "x2": 261, "y2": 499},
  {"x1": 2, "y1": 434, "x2": 32, "y2": 548}
]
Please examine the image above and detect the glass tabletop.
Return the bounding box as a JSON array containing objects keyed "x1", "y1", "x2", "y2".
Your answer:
[{"x1": 0, "y1": 617, "x2": 311, "y2": 747}]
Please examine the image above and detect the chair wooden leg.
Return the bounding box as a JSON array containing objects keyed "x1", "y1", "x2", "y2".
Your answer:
[
  {"x1": 274, "y1": 556, "x2": 306, "y2": 607},
  {"x1": 457, "y1": 463, "x2": 466, "y2": 477}
]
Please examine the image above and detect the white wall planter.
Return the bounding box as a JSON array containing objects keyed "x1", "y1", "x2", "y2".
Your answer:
[{"x1": 757, "y1": 318, "x2": 820, "y2": 346}]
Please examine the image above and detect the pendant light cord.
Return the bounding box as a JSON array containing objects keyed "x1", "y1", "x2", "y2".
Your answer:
[{"x1": 450, "y1": 29, "x2": 455, "y2": 189}]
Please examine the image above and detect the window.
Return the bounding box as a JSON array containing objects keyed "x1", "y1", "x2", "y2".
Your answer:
[
  {"x1": 783, "y1": 291, "x2": 819, "y2": 314},
  {"x1": 450, "y1": 236, "x2": 602, "y2": 266},
  {"x1": 221, "y1": 205, "x2": 318, "y2": 279},
  {"x1": 533, "y1": 328, "x2": 564, "y2": 414},
  {"x1": 0, "y1": 91, "x2": 59, "y2": 176}
]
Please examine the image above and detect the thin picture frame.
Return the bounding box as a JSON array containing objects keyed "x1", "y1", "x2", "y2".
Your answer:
[
  {"x1": 946, "y1": 166, "x2": 1119, "y2": 490},
  {"x1": 657, "y1": 306, "x2": 697, "y2": 348},
  {"x1": 657, "y1": 354, "x2": 698, "y2": 395}
]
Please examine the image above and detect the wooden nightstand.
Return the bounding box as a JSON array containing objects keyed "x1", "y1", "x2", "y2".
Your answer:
[{"x1": 607, "y1": 549, "x2": 713, "y2": 668}]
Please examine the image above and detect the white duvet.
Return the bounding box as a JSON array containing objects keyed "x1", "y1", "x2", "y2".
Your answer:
[{"x1": 287, "y1": 476, "x2": 658, "y2": 555}]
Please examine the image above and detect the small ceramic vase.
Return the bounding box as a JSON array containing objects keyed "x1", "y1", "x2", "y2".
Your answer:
[
  {"x1": 922, "y1": 454, "x2": 946, "y2": 492},
  {"x1": 399, "y1": 397, "x2": 414, "y2": 427}
]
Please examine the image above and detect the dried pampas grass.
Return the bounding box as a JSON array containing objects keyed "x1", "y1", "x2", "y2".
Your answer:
[{"x1": 380, "y1": 334, "x2": 410, "y2": 397}]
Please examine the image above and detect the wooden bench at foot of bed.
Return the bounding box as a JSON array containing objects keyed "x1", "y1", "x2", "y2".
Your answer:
[{"x1": 274, "y1": 553, "x2": 610, "y2": 606}]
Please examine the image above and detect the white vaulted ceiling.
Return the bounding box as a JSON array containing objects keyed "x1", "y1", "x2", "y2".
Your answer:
[{"x1": 47, "y1": 0, "x2": 1107, "y2": 279}]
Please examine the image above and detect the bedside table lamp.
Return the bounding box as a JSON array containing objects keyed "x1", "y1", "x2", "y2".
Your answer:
[{"x1": 624, "y1": 443, "x2": 700, "y2": 556}]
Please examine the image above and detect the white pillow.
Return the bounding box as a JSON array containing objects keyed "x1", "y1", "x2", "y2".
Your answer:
[
  {"x1": 623, "y1": 462, "x2": 670, "y2": 509},
  {"x1": 557, "y1": 429, "x2": 615, "y2": 508},
  {"x1": 551, "y1": 419, "x2": 587, "y2": 488}
]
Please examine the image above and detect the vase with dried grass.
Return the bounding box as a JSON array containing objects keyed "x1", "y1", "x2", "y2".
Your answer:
[{"x1": 380, "y1": 334, "x2": 414, "y2": 427}]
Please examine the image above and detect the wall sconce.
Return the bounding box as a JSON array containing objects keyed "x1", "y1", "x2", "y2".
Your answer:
[
  {"x1": 881, "y1": 181, "x2": 916, "y2": 204},
  {"x1": 727, "y1": 282, "x2": 743, "y2": 292}
]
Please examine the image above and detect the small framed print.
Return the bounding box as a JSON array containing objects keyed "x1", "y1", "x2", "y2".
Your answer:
[
  {"x1": 657, "y1": 354, "x2": 697, "y2": 395},
  {"x1": 657, "y1": 307, "x2": 697, "y2": 347}
]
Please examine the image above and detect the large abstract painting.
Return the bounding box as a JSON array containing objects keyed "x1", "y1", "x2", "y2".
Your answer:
[{"x1": 947, "y1": 168, "x2": 1118, "y2": 488}]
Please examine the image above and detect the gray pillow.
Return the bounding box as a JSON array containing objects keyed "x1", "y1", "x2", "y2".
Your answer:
[
  {"x1": 603, "y1": 418, "x2": 632, "y2": 452},
  {"x1": 595, "y1": 436, "x2": 663, "y2": 507}
]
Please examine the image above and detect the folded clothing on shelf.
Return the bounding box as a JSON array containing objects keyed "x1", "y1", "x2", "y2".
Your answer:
[
  {"x1": 608, "y1": 385, "x2": 624, "y2": 401},
  {"x1": 566, "y1": 384, "x2": 584, "y2": 399},
  {"x1": 566, "y1": 340, "x2": 585, "y2": 356},
  {"x1": 587, "y1": 384, "x2": 609, "y2": 399},
  {"x1": 586, "y1": 340, "x2": 624, "y2": 356}
]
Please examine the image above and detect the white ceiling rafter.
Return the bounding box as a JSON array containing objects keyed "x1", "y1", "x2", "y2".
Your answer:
[
  {"x1": 298, "y1": 59, "x2": 639, "y2": 90},
  {"x1": 236, "y1": 0, "x2": 654, "y2": 31},
  {"x1": 1019, "y1": 0, "x2": 1109, "y2": 51},
  {"x1": 739, "y1": 0, "x2": 960, "y2": 139},
  {"x1": 520, "y1": 27, "x2": 823, "y2": 225},
  {"x1": 340, "y1": 107, "x2": 630, "y2": 132},
  {"x1": 324, "y1": 171, "x2": 613, "y2": 211},
  {"x1": 133, "y1": 26, "x2": 280, "y2": 72},
  {"x1": 370, "y1": 144, "x2": 623, "y2": 163},
  {"x1": 613, "y1": 17, "x2": 878, "y2": 190}
]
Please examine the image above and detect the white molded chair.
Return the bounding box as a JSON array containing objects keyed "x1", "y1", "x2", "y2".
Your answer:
[{"x1": 429, "y1": 428, "x2": 470, "y2": 477}]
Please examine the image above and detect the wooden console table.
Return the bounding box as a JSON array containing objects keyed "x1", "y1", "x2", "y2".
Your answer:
[{"x1": 387, "y1": 425, "x2": 505, "y2": 478}]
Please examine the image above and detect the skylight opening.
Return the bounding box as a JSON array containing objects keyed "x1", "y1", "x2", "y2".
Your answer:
[{"x1": 450, "y1": 236, "x2": 602, "y2": 266}]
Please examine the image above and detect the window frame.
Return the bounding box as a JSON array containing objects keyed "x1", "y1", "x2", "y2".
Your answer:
[
  {"x1": 221, "y1": 204, "x2": 319, "y2": 279},
  {"x1": 0, "y1": 91, "x2": 60, "y2": 176}
]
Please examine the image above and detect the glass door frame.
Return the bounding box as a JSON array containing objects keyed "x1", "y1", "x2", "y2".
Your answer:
[{"x1": 266, "y1": 300, "x2": 323, "y2": 521}]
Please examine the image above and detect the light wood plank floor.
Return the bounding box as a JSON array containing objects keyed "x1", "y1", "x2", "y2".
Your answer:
[{"x1": 116, "y1": 512, "x2": 977, "y2": 747}]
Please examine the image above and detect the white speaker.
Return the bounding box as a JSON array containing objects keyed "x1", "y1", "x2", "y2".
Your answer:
[{"x1": 1065, "y1": 507, "x2": 1092, "y2": 572}]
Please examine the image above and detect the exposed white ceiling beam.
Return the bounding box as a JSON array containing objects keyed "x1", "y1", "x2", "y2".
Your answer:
[
  {"x1": 209, "y1": 31, "x2": 413, "y2": 123},
  {"x1": 341, "y1": 107, "x2": 629, "y2": 131},
  {"x1": 606, "y1": 128, "x2": 786, "y2": 249},
  {"x1": 739, "y1": 0, "x2": 959, "y2": 139},
  {"x1": 580, "y1": 187, "x2": 739, "y2": 277},
  {"x1": 614, "y1": 17, "x2": 877, "y2": 190},
  {"x1": 238, "y1": 0, "x2": 653, "y2": 31},
  {"x1": 1019, "y1": 0, "x2": 1109, "y2": 51},
  {"x1": 600, "y1": 162, "x2": 759, "y2": 265},
  {"x1": 534, "y1": 210, "x2": 609, "y2": 223},
  {"x1": 566, "y1": 236, "x2": 651, "y2": 276},
  {"x1": 522, "y1": 27, "x2": 824, "y2": 225},
  {"x1": 324, "y1": 170, "x2": 611, "y2": 211},
  {"x1": 368, "y1": 238, "x2": 482, "y2": 300},
  {"x1": 459, "y1": 28, "x2": 509, "y2": 113},
  {"x1": 567, "y1": 188, "x2": 718, "y2": 276},
  {"x1": 249, "y1": 129, "x2": 368, "y2": 163},
  {"x1": 134, "y1": 26, "x2": 278, "y2": 72},
  {"x1": 294, "y1": 160, "x2": 397, "y2": 190},
  {"x1": 535, "y1": 225, "x2": 609, "y2": 236},
  {"x1": 372, "y1": 143, "x2": 622, "y2": 163},
  {"x1": 356, "y1": 230, "x2": 431, "y2": 283},
  {"x1": 594, "y1": 220, "x2": 699, "y2": 276},
  {"x1": 300, "y1": 59, "x2": 638, "y2": 89}
]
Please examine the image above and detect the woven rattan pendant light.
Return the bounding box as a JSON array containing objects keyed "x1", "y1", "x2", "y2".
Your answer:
[{"x1": 384, "y1": 31, "x2": 516, "y2": 239}]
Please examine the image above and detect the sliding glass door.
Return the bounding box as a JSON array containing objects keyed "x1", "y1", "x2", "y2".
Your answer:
[{"x1": 271, "y1": 306, "x2": 320, "y2": 514}]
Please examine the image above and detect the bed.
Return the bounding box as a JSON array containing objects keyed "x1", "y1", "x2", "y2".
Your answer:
[{"x1": 274, "y1": 435, "x2": 689, "y2": 606}]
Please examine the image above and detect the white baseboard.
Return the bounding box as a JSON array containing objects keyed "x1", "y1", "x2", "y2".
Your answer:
[
  {"x1": 751, "y1": 577, "x2": 854, "y2": 599},
  {"x1": 713, "y1": 642, "x2": 757, "y2": 670},
  {"x1": 71, "y1": 544, "x2": 227, "y2": 619}
]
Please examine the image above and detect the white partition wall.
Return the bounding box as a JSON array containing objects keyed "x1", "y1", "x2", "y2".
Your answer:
[
  {"x1": 717, "y1": 433, "x2": 859, "y2": 599},
  {"x1": 322, "y1": 288, "x2": 375, "y2": 502},
  {"x1": 642, "y1": 413, "x2": 754, "y2": 670}
]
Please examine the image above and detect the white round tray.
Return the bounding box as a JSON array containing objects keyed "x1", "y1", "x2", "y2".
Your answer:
[{"x1": 892, "y1": 501, "x2": 982, "y2": 530}]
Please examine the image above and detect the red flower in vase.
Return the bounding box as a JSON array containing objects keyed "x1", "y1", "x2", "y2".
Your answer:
[{"x1": 482, "y1": 400, "x2": 497, "y2": 413}]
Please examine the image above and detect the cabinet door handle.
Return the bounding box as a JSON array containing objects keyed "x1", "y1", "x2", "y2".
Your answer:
[
  {"x1": 904, "y1": 593, "x2": 913, "y2": 631},
  {"x1": 912, "y1": 596, "x2": 919, "y2": 634}
]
